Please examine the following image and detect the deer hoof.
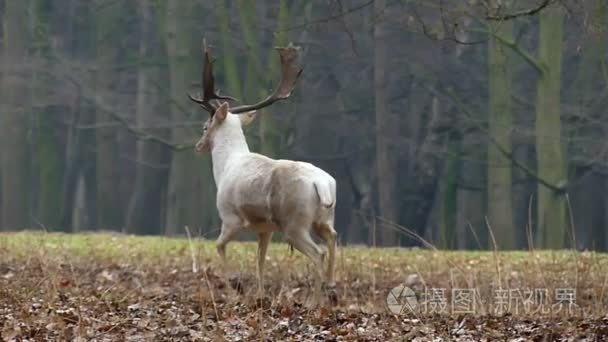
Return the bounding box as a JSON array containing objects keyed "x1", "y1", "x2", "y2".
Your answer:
[
  {"x1": 229, "y1": 276, "x2": 245, "y2": 294},
  {"x1": 254, "y1": 296, "x2": 272, "y2": 310},
  {"x1": 326, "y1": 287, "x2": 338, "y2": 306}
]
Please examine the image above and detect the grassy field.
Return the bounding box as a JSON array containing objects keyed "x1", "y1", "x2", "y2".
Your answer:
[{"x1": 1, "y1": 232, "x2": 608, "y2": 341}]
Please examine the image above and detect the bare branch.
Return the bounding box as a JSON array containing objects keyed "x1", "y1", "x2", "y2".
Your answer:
[
  {"x1": 277, "y1": 0, "x2": 375, "y2": 33},
  {"x1": 485, "y1": 28, "x2": 544, "y2": 74},
  {"x1": 91, "y1": 93, "x2": 195, "y2": 151},
  {"x1": 486, "y1": 0, "x2": 554, "y2": 21},
  {"x1": 48, "y1": 58, "x2": 196, "y2": 151},
  {"x1": 411, "y1": 4, "x2": 487, "y2": 45},
  {"x1": 427, "y1": 83, "x2": 567, "y2": 193}
]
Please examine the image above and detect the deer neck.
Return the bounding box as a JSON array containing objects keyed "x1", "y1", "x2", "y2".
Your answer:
[{"x1": 210, "y1": 117, "x2": 250, "y2": 184}]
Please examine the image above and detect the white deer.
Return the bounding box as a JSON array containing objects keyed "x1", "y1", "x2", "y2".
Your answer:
[{"x1": 188, "y1": 40, "x2": 338, "y2": 306}]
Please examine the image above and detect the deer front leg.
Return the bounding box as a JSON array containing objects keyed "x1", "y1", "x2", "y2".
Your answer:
[
  {"x1": 216, "y1": 220, "x2": 242, "y2": 291},
  {"x1": 216, "y1": 223, "x2": 240, "y2": 265},
  {"x1": 256, "y1": 232, "x2": 273, "y2": 297}
]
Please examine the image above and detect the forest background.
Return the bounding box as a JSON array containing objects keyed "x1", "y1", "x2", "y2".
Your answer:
[{"x1": 1, "y1": 0, "x2": 606, "y2": 251}]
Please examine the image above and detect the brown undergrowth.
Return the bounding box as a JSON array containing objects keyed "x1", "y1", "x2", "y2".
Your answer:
[{"x1": 1, "y1": 232, "x2": 608, "y2": 341}]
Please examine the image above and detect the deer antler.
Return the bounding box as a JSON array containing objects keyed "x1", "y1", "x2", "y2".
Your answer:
[
  {"x1": 188, "y1": 39, "x2": 237, "y2": 115},
  {"x1": 230, "y1": 44, "x2": 303, "y2": 114}
]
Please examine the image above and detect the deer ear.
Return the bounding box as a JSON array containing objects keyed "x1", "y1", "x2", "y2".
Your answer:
[
  {"x1": 239, "y1": 111, "x2": 257, "y2": 126},
  {"x1": 215, "y1": 102, "x2": 229, "y2": 122}
]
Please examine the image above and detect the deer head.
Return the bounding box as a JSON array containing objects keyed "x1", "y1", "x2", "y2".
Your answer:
[{"x1": 189, "y1": 39, "x2": 303, "y2": 154}]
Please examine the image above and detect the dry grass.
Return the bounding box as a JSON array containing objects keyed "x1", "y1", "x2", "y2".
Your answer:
[{"x1": 1, "y1": 231, "x2": 608, "y2": 341}]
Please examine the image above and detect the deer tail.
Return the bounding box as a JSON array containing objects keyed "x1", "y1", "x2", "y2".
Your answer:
[{"x1": 313, "y1": 181, "x2": 334, "y2": 209}]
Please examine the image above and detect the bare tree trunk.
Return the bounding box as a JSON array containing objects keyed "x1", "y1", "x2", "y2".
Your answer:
[
  {"x1": 439, "y1": 138, "x2": 459, "y2": 249},
  {"x1": 217, "y1": 0, "x2": 242, "y2": 101},
  {"x1": 605, "y1": 177, "x2": 608, "y2": 251},
  {"x1": 535, "y1": 5, "x2": 566, "y2": 249},
  {"x1": 164, "y1": 0, "x2": 214, "y2": 236},
  {"x1": 32, "y1": 1, "x2": 68, "y2": 231},
  {"x1": 569, "y1": 1, "x2": 607, "y2": 251},
  {"x1": 238, "y1": 0, "x2": 261, "y2": 103},
  {"x1": 420, "y1": 96, "x2": 446, "y2": 244},
  {"x1": 571, "y1": 173, "x2": 604, "y2": 250},
  {"x1": 259, "y1": 0, "x2": 289, "y2": 158},
  {"x1": 1, "y1": 1, "x2": 29, "y2": 230},
  {"x1": 0, "y1": 0, "x2": 3, "y2": 227},
  {"x1": 450, "y1": 16, "x2": 484, "y2": 250},
  {"x1": 487, "y1": 6, "x2": 515, "y2": 249},
  {"x1": 374, "y1": 0, "x2": 398, "y2": 246},
  {"x1": 456, "y1": 155, "x2": 484, "y2": 249},
  {"x1": 125, "y1": 0, "x2": 166, "y2": 234},
  {"x1": 71, "y1": 173, "x2": 87, "y2": 232},
  {"x1": 49, "y1": 0, "x2": 95, "y2": 232},
  {"x1": 95, "y1": 1, "x2": 122, "y2": 230}
]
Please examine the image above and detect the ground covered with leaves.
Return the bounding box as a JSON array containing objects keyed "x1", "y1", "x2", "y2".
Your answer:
[{"x1": 1, "y1": 232, "x2": 608, "y2": 341}]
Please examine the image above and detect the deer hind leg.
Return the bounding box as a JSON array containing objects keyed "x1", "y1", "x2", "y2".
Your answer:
[
  {"x1": 284, "y1": 227, "x2": 325, "y2": 307},
  {"x1": 314, "y1": 222, "x2": 339, "y2": 306},
  {"x1": 315, "y1": 223, "x2": 337, "y2": 287},
  {"x1": 256, "y1": 232, "x2": 273, "y2": 297}
]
